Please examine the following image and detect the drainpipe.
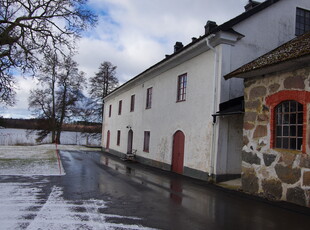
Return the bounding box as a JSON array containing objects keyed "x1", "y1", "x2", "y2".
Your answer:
[{"x1": 206, "y1": 34, "x2": 218, "y2": 181}]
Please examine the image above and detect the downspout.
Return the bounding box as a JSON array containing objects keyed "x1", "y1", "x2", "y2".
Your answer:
[{"x1": 206, "y1": 34, "x2": 218, "y2": 181}]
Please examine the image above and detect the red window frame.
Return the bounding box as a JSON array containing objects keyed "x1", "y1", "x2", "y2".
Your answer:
[
  {"x1": 118, "y1": 100, "x2": 122, "y2": 115},
  {"x1": 266, "y1": 90, "x2": 310, "y2": 153},
  {"x1": 109, "y1": 104, "x2": 112, "y2": 117},
  {"x1": 146, "y1": 87, "x2": 152, "y2": 109},
  {"x1": 143, "y1": 131, "x2": 150, "y2": 152},
  {"x1": 117, "y1": 130, "x2": 121, "y2": 146},
  {"x1": 177, "y1": 73, "x2": 187, "y2": 102},
  {"x1": 274, "y1": 100, "x2": 303, "y2": 150},
  {"x1": 130, "y1": 95, "x2": 135, "y2": 112}
]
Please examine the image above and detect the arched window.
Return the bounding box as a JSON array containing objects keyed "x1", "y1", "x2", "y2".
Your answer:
[
  {"x1": 275, "y1": 100, "x2": 303, "y2": 150},
  {"x1": 266, "y1": 90, "x2": 310, "y2": 153}
]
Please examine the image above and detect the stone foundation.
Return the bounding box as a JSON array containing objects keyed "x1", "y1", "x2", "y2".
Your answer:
[{"x1": 242, "y1": 67, "x2": 310, "y2": 207}]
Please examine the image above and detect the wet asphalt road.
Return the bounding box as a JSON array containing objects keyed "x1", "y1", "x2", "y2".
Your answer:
[
  {"x1": 59, "y1": 150, "x2": 310, "y2": 230},
  {"x1": 2, "y1": 150, "x2": 310, "y2": 229}
]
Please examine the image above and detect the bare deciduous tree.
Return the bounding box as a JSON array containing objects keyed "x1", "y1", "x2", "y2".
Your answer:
[
  {"x1": 0, "y1": 0, "x2": 97, "y2": 105},
  {"x1": 29, "y1": 54, "x2": 86, "y2": 144}
]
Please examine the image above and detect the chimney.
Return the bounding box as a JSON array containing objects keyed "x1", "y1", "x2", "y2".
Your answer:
[
  {"x1": 204, "y1": 21, "x2": 217, "y2": 35},
  {"x1": 174, "y1": 42, "x2": 184, "y2": 53},
  {"x1": 244, "y1": 0, "x2": 260, "y2": 11}
]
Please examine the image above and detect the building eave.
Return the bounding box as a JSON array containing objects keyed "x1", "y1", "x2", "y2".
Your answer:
[
  {"x1": 105, "y1": 30, "x2": 243, "y2": 100},
  {"x1": 104, "y1": 0, "x2": 280, "y2": 100},
  {"x1": 224, "y1": 31, "x2": 310, "y2": 79},
  {"x1": 226, "y1": 55, "x2": 310, "y2": 79}
]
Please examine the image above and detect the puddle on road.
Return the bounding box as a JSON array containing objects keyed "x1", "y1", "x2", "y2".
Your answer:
[{"x1": 99, "y1": 155, "x2": 218, "y2": 217}]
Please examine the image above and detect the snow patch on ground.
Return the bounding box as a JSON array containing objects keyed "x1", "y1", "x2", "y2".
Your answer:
[
  {"x1": 0, "y1": 182, "x2": 155, "y2": 230},
  {"x1": 0, "y1": 145, "x2": 64, "y2": 176},
  {"x1": 0, "y1": 182, "x2": 44, "y2": 230},
  {"x1": 0, "y1": 144, "x2": 101, "y2": 159},
  {"x1": 0, "y1": 159, "x2": 64, "y2": 176},
  {"x1": 0, "y1": 144, "x2": 100, "y2": 176}
]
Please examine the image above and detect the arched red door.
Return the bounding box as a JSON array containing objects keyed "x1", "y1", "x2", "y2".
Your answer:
[
  {"x1": 172, "y1": 131, "x2": 185, "y2": 174},
  {"x1": 106, "y1": 130, "x2": 110, "y2": 150}
]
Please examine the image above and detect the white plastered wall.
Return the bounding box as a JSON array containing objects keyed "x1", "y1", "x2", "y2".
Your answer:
[{"x1": 103, "y1": 50, "x2": 216, "y2": 173}]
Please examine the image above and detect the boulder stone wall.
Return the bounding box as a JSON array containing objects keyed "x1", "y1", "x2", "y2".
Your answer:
[{"x1": 242, "y1": 67, "x2": 310, "y2": 207}]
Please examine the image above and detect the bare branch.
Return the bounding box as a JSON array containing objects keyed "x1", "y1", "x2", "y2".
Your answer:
[{"x1": 0, "y1": 0, "x2": 97, "y2": 105}]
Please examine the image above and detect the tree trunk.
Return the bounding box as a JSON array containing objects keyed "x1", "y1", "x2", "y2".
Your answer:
[
  {"x1": 56, "y1": 78, "x2": 68, "y2": 145},
  {"x1": 51, "y1": 65, "x2": 57, "y2": 143}
]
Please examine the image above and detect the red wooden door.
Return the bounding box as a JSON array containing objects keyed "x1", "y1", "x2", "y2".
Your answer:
[
  {"x1": 106, "y1": 130, "x2": 110, "y2": 150},
  {"x1": 172, "y1": 131, "x2": 185, "y2": 174}
]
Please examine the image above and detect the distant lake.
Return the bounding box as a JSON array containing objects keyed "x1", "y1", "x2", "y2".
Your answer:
[{"x1": 0, "y1": 128, "x2": 101, "y2": 146}]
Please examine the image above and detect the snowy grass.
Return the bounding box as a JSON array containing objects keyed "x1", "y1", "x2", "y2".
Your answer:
[{"x1": 0, "y1": 144, "x2": 100, "y2": 176}]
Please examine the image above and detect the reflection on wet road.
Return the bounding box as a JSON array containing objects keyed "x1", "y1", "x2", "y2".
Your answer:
[{"x1": 59, "y1": 151, "x2": 310, "y2": 230}]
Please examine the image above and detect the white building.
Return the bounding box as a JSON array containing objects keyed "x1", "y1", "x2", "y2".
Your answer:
[{"x1": 102, "y1": 0, "x2": 310, "y2": 182}]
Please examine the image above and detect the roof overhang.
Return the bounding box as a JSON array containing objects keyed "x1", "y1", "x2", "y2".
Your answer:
[
  {"x1": 105, "y1": 30, "x2": 244, "y2": 100},
  {"x1": 225, "y1": 54, "x2": 310, "y2": 79},
  {"x1": 212, "y1": 96, "x2": 244, "y2": 123}
]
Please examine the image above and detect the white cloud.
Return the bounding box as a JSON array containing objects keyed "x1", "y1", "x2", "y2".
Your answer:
[
  {"x1": 3, "y1": 0, "x2": 251, "y2": 118},
  {"x1": 0, "y1": 76, "x2": 38, "y2": 118},
  {"x1": 77, "y1": 0, "x2": 249, "y2": 82}
]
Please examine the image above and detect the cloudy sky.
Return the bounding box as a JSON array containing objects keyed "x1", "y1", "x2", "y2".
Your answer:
[{"x1": 1, "y1": 0, "x2": 252, "y2": 119}]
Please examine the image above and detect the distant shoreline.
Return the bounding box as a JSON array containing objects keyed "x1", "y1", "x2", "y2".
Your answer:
[{"x1": 0, "y1": 118, "x2": 101, "y2": 133}]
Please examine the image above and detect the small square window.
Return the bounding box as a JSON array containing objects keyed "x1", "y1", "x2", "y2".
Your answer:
[
  {"x1": 276, "y1": 126, "x2": 282, "y2": 136},
  {"x1": 290, "y1": 139, "x2": 296, "y2": 150},
  {"x1": 298, "y1": 125, "x2": 303, "y2": 137},
  {"x1": 283, "y1": 138, "x2": 289, "y2": 149},
  {"x1": 290, "y1": 114, "x2": 296, "y2": 124},
  {"x1": 276, "y1": 138, "x2": 282, "y2": 148},
  {"x1": 297, "y1": 138, "x2": 303, "y2": 150},
  {"x1": 283, "y1": 126, "x2": 289, "y2": 136},
  {"x1": 290, "y1": 126, "x2": 296, "y2": 136},
  {"x1": 297, "y1": 113, "x2": 303, "y2": 124},
  {"x1": 283, "y1": 114, "x2": 289, "y2": 124}
]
